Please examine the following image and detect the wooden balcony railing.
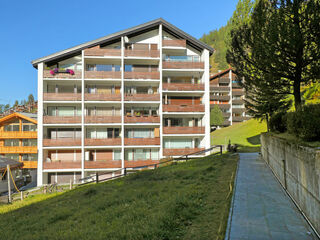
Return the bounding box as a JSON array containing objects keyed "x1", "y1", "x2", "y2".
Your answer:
[
  {"x1": 0, "y1": 146, "x2": 37, "y2": 154},
  {"x1": 162, "y1": 61, "x2": 204, "y2": 69},
  {"x1": 124, "y1": 160, "x2": 160, "y2": 168},
  {"x1": 84, "y1": 48, "x2": 121, "y2": 57},
  {"x1": 85, "y1": 71, "x2": 121, "y2": 79},
  {"x1": 85, "y1": 160, "x2": 122, "y2": 169},
  {"x1": 218, "y1": 78, "x2": 230, "y2": 84},
  {"x1": 84, "y1": 138, "x2": 121, "y2": 146},
  {"x1": 210, "y1": 95, "x2": 230, "y2": 101},
  {"x1": 163, "y1": 148, "x2": 205, "y2": 156},
  {"x1": 232, "y1": 90, "x2": 245, "y2": 96},
  {"x1": 43, "y1": 116, "x2": 81, "y2": 124},
  {"x1": 124, "y1": 94, "x2": 160, "y2": 101},
  {"x1": 210, "y1": 86, "x2": 230, "y2": 92},
  {"x1": 43, "y1": 93, "x2": 81, "y2": 101},
  {"x1": 124, "y1": 116, "x2": 160, "y2": 123},
  {"x1": 84, "y1": 93, "x2": 121, "y2": 101},
  {"x1": 232, "y1": 99, "x2": 244, "y2": 105},
  {"x1": 211, "y1": 104, "x2": 231, "y2": 109},
  {"x1": 124, "y1": 50, "x2": 160, "y2": 58},
  {"x1": 85, "y1": 116, "x2": 121, "y2": 123},
  {"x1": 20, "y1": 161, "x2": 37, "y2": 169},
  {"x1": 43, "y1": 138, "x2": 81, "y2": 147},
  {"x1": 162, "y1": 83, "x2": 204, "y2": 91},
  {"x1": 124, "y1": 72, "x2": 160, "y2": 80},
  {"x1": 232, "y1": 108, "x2": 246, "y2": 114},
  {"x1": 43, "y1": 161, "x2": 81, "y2": 169},
  {"x1": 163, "y1": 127, "x2": 205, "y2": 134},
  {"x1": 163, "y1": 105, "x2": 205, "y2": 112},
  {"x1": 43, "y1": 70, "x2": 82, "y2": 79},
  {"x1": 162, "y1": 39, "x2": 186, "y2": 48},
  {"x1": 124, "y1": 138, "x2": 160, "y2": 146},
  {"x1": 0, "y1": 131, "x2": 37, "y2": 139}
]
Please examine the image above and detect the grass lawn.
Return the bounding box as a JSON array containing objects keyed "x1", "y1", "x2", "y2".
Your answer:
[
  {"x1": 266, "y1": 132, "x2": 320, "y2": 148},
  {"x1": 211, "y1": 119, "x2": 267, "y2": 152},
  {"x1": 0, "y1": 153, "x2": 238, "y2": 240}
]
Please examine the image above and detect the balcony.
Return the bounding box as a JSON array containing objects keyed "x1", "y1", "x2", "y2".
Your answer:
[
  {"x1": 162, "y1": 83, "x2": 204, "y2": 91},
  {"x1": 43, "y1": 138, "x2": 81, "y2": 147},
  {"x1": 232, "y1": 99, "x2": 244, "y2": 105},
  {"x1": 210, "y1": 86, "x2": 230, "y2": 92},
  {"x1": 218, "y1": 78, "x2": 230, "y2": 84},
  {"x1": 232, "y1": 108, "x2": 246, "y2": 114},
  {"x1": 232, "y1": 90, "x2": 245, "y2": 96},
  {"x1": 43, "y1": 161, "x2": 81, "y2": 169},
  {"x1": 232, "y1": 82, "x2": 241, "y2": 88},
  {"x1": 85, "y1": 138, "x2": 121, "y2": 146},
  {"x1": 44, "y1": 70, "x2": 81, "y2": 79},
  {"x1": 232, "y1": 116, "x2": 251, "y2": 122},
  {"x1": 124, "y1": 72, "x2": 160, "y2": 80},
  {"x1": 43, "y1": 116, "x2": 81, "y2": 124},
  {"x1": 211, "y1": 104, "x2": 230, "y2": 109},
  {"x1": 84, "y1": 48, "x2": 121, "y2": 57},
  {"x1": 124, "y1": 160, "x2": 160, "y2": 168},
  {"x1": 85, "y1": 93, "x2": 121, "y2": 101},
  {"x1": 124, "y1": 49, "x2": 160, "y2": 58},
  {"x1": 124, "y1": 138, "x2": 160, "y2": 146},
  {"x1": 163, "y1": 127, "x2": 205, "y2": 134},
  {"x1": 162, "y1": 61, "x2": 204, "y2": 69},
  {"x1": 223, "y1": 112, "x2": 231, "y2": 118},
  {"x1": 85, "y1": 71, "x2": 121, "y2": 79},
  {"x1": 0, "y1": 131, "x2": 37, "y2": 139},
  {"x1": 162, "y1": 39, "x2": 186, "y2": 48},
  {"x1": 85, "y1": 160, "x2": 121, "y2": 169},
  {"x1": 85, "y1": 116, "x2": 121, "y2": 124},
  {"x1": 124, "y1": 94, "x2": 160, "y2": 101},
  {"x1": 21, "y1": 161, "x2": 37, "y2": 169},
  {"x1": 163, "y1": 104, "x2": 205, "y2": 112},
  {"x1": 0, "y1": 146, "x2": 37, "y2": 154},
  {"x1": 211, "y1": 95, "x2": 230, "y2": 101},
  {"x1": 163, "y1": 148, "x2": 205, "y2": 156},
  {"x1": 43, "y1": 93, "x2": 81, "y2": 101},
  {"x1": 124, "y1": 116, "x2": 160, "y2": 123}
]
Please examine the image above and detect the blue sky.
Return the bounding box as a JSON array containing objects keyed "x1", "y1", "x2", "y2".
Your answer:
[{"x1": 0, "y1": 0, "x2": 237, "y2": 105}]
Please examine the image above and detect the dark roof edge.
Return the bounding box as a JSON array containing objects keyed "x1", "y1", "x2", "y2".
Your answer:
[
  {"x1": 31, "y1": 18, "x2": 214, "y2": 68},
  {"x1": 210, "y1": 68, "x2": 234, "y2": 79}
]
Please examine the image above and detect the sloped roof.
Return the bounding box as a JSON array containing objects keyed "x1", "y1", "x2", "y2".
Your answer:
[
  {"x1": 0, "y1": 112, "x2": 37, "y2": 125},
  {"x1": 31, "y1": 18, "x2": 214, "y2": 68},
  {"x1": 0, "y1": 157, "x2": 23, "y2": 172},
  {"x1": 210, "y1": 68, "x2": 233, "y2": 80}
]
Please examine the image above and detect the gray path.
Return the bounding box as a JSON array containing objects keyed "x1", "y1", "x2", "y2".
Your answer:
[{"x1": 226, "y1": 153, "x2": 317, "y2": 240}]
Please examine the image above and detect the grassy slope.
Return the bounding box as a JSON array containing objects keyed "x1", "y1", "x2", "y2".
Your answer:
[
  {"x1": 0, "y1": 153, "x2": 237, "y2": 240},
  {"x1": 211, "y1": 119, "x2": 267, "y2": 152}
]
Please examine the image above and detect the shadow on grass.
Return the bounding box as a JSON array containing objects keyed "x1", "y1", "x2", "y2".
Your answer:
[{"x1": 246, "y1": 134, "x2": 261, "y2": 145}]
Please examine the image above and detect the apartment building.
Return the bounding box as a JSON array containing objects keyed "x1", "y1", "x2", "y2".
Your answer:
[
  {"x1": 210, "y1": 68, "x2": 250, "y2": 126},
  {"x1": 32, "y1": 18, "x2": 213, "y2": 185},
  {"x1": 0, "y1": 112, "x2": 37, "y2": 184}
]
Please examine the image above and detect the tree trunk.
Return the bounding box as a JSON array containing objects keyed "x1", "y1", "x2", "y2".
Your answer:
[
  {"x1": 266, "y1": 114, "x2": 270, "y2": 132},
  {"x1": 293, "y1": 79, "x2": 301, "y2": 111}
]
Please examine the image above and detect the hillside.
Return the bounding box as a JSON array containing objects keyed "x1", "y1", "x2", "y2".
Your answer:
[
  {"x1": 211, "y1": 119, "x2": 267, "y2": 152},
  {"x1": 0, "y1": 153, "x2": 237, "y2": 240}
]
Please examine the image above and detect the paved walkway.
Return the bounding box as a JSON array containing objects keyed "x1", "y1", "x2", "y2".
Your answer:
[{"x1": 226, "y1": 153, "x2": 317, "y2": 240}]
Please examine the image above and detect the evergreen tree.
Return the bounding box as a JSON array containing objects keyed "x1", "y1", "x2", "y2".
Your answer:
[
  {"x1": 210, "y1": 105, "x2": 225, "y2": 126},
  {"x1": 14, "y1": 100, "x2": 19, "y2": 107},
  {"x1": 28, "y1": 94, "x2": 35, "y2": 104}
]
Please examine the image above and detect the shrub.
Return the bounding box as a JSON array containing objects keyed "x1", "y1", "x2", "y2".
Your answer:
[
  {"x1": 270, "y1": 111, "x2": 287, "y2": 133},
  {"x1": 286, "y1": 104, "x2": 320, "y2": 141}
]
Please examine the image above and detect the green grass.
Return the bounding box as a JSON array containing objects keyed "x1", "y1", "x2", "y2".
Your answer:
[
  {"x1": 0, "y1": 153, "x2": 238, "y2": 240},
  {"x1": 211, "y1": 119, "x2": 267, "y2": 152},
  {"x1": 267, "y1": 132, "x2": 320, "y2": 148}
]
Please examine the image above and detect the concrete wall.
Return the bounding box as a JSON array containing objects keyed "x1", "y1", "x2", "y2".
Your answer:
[{"x1": 261, "y1": 133, "x2": 320, "y2": 234}]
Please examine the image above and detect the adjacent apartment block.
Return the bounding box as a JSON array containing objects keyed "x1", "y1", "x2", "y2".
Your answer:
[
  {"x1": 32, "y1": 18, "x2": 213, "y2": 185},
  {"x1": 210, "y1": 68, "x2": 250, "y2": 126},
  {"x1": 0, "y1": 112, "x2": 37, "y2": 184}
]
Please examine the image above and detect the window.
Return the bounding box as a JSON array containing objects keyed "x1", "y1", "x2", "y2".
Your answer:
[
  {"x1": 23, "y1": 124, "x2": 37, "y2": 132},
  {"x1": 22, "y1": 139, "x2": 37, "y2": 146},
  {"x1": 125, "y1": 128, "x2": 153, "y2": 138},
  {"x1": 4, "y1": 139, "x2": 19, "y2": 146},
  {"x1": 114, "y1": 150, "x2": 121, "y2": 160},
  {"x1": 96, "y1": 64, "x2": 112, "y2": 71},
  {"x1": 5, "y1": 154, "x2": 19, "y2": 161},
  {"x1": 164, "y1": 139, "x2": 193, "y2": 149},
  {"x1": 22, "y1": 154, "x2": 37, "y2": 161},
  {"x1": 125, "y1": 65, "x2": 132, "y2": 72},
  {"x1": 114, "y1": 65, "x2": 121, "y2": 72},
  {"x1": 4, "y1": 124, "x2": 19, "y2": 131},
  {"x1": 87, "y1": 64, "x2": 95, "y2": 71}
]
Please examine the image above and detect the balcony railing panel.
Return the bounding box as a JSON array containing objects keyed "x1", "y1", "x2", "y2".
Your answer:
[
  {"x1": 232, "y1": 108, "x2": 246, "y2": 114},
  {"x1": 124, "y1": 50, "x2": 160, "y2": 58},
  {"x1": 163, "y1": 148, "x2": 205, "y2": 156},
  {"x1": 84, "y1": 93, "x2": 121, "y2": 101},
  {"x1": 218, "y1": 78, "x2": 230, "y2": 84},
  {"x1": 211, "y1": 104, "x2": 231, "y2": 109},
  {"x1": 0, "y1": 131, "x2": 37, "y2": 139},
  {"x1": 44, "y1": 70, "x2": 82, "y2": 79},
  {"x1": 124, "y1": 94, "x2": 160, "y2": 101},
  {"x1": 85, "y1": 116, "x2": 121, "y2": 124},
  {"x1": 163, "y1": 127, "x2": 205, "y2": 134},
  {"x1": 162, "y1": 39, "x2": 186, "y2": 48},
  {"x1": 124, "y1": 116, "x2": 160, "y2": 123},
  {"x1": 0, "y1": 146, "x2": 37, "y2": 154},
  {"x1": 163, "y1": 83, "x2": 204, "y2": 91},
  {"x1": 43, "y1": 138, "x2": 81, "y2": 147},
  {"x1": 43, "y1": 116, "x2": 81, "y2": 124},
  {"x1": 85, "y1": 160, "x2": 121, "y2": 169},
  {"x1": 163, "y1": 105, "x2": 205, "y2": 112},
  {"x1": 124, "y1": 138, "x2": 160, "y2": 146},
  {"x1": 85, "y1": 138, "x2": 121, "y2": 146},
  {"x1": 21, "y1": 161, "x2": 37, "y2": 169},
  {"x1": 210, "y1": 95, "x2": 230, "y2": 101},
  {"x1": 85, "y1": 71, "x2": 121, "y2": 79},
  {"x1": 124, "y1": 160, "x2": 160, "y2": 168},
  {"x1": 162, "y1": 61, "x2": 204, "y2": 69},
  {"x1": 210, "y1": 86, "x2": 230, "y2": 92},
  {"x1": 43, "y1": 93, "x2": 81, "y2": 101},
  {"x1": 232, "y1": 90, "x2": 245, "y2": 96},
  {"x1": 124, "y1": 72, "x2": 160, "y2": 80},
  {"x1": 232, "y1": 99, "x2": 244, "y2": 105},
  {"x1": 84, "y1": 48, "x2": 121, "y2": 57},
  {"x1": 43, "y1": 161, "x2": 81, "y2": 169}
]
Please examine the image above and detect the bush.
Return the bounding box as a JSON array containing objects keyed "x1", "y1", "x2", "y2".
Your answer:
[
  {"x1": 270, "y1": 111, "x2": 287, "y2": 133},
  {"x1": 286, "y1": 104, "x2": 320, "y2": 141}
]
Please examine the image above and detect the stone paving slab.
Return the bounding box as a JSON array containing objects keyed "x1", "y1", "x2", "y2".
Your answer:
[{"x1": 226, "y1": 153, "x2": 317, "y2": 240}]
